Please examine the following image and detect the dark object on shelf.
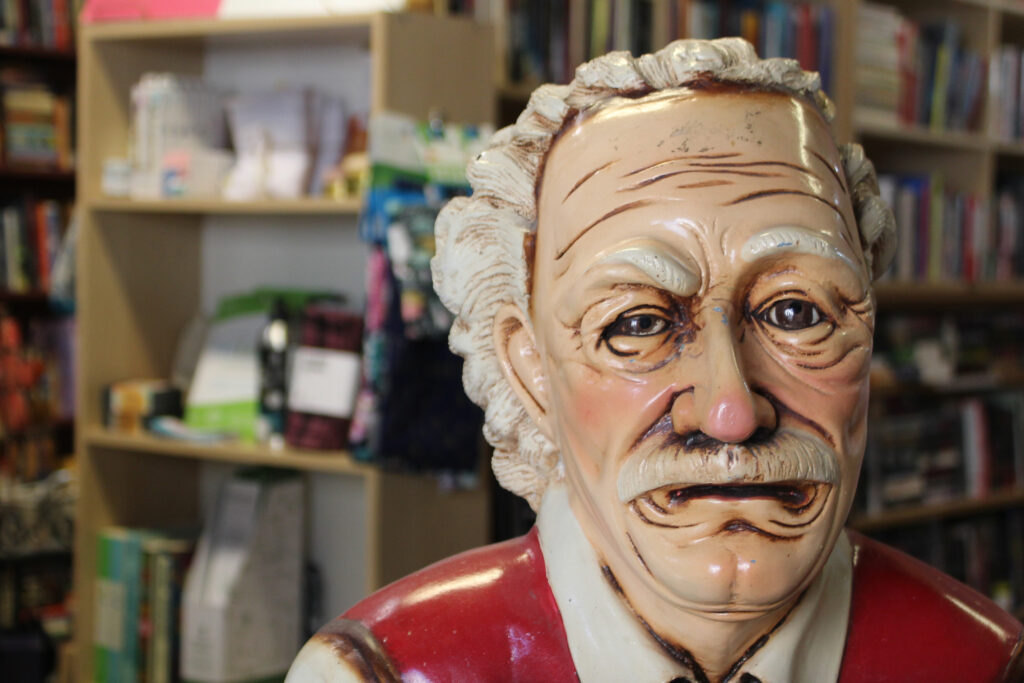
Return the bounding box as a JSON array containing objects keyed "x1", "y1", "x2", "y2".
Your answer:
[
  {"x1": 0, "y1": 623, "x2": 56, "y2": 683},
  {"x1": 257, "y1": 298, "x2": 291, "y2": 447},
  {"x1": 285, "y1": 304, "x2": 364, "y2": 450}
]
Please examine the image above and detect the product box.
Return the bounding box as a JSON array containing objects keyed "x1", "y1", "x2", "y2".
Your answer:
[
  {"x1": 180, "y1": 469, "x2": 304, "y2": 683},
  {"x1": 103, "y1": 379, "x2": 182, "y2": 434}
]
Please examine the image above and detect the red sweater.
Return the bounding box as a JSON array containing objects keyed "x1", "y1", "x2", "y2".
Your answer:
[{"x1": 318, "y1": 529, "x2": 1023, "y2": 682}]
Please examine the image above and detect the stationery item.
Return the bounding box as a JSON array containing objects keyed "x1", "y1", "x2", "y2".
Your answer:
[{"x1": 180, "y1": 470, "x2": 303, "y2": 683}]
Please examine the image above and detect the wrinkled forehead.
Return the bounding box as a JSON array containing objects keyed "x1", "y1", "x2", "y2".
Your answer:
[{"x1": 542, "y1": 87, "x2": 840, "y2": 203}]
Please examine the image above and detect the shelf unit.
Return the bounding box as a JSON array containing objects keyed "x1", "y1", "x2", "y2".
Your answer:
[
  {"x1": 74, "y1": 12, "x2": 495, "y2": 681},
  {"x1": 0, "y1": 32, "x2": 78, "y2": 668}
]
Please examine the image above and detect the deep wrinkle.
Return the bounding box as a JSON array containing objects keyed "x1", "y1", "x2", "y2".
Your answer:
[
  {"x1": 724, "y1": 188, "x2": 850, "y2": 236},
  {"x1": 804, "y1": 146, "x2": 848, "y2": 194}
]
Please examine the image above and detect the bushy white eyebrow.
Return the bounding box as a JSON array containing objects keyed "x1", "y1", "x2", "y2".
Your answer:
[
  {"x1": 741, "y1": 226, "x2": 859, "y2": 271},
  {"x1": 597, "y1": 245, "x2": 700, "y2": 296}
]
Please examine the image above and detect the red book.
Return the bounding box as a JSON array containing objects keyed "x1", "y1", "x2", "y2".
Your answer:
[{"x1": 795, "y1": 4, "x2": 817, "y2": 73}]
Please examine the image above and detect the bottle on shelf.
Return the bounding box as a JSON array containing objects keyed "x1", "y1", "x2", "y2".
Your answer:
[{"x1": 257, "y1": 298, "x2": 290, "y2": 450}]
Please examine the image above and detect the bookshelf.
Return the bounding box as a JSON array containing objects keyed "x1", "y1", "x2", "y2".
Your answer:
[
  {"x1": 74, "y1": 12, "x2": 495, "y2": 681},
  {"x1": 0, "y1": 11, "x2": 77, "y2": 668}
]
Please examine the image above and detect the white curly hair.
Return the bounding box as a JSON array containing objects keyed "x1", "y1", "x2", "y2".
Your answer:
[{"x1": 432, "y1": 37, "x2": 897, "y2": 510}]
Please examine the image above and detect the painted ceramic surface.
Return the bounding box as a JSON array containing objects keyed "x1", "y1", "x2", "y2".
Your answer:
[{"x1": 496, "y1": 88, "x2": 873, "y2": 678}]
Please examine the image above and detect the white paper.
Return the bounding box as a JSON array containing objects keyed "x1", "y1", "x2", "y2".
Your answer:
[
  {"x1": 218, "y1": 0, "x2": 407, "y2": 17},
  {"x1": 287, "y1": 347, "x2": 360, "y2": 418}
]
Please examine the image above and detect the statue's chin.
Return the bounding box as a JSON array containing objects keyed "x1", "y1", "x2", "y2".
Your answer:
[{"x1": 619, "y1": 484, "x2": 837, "y2": 613}]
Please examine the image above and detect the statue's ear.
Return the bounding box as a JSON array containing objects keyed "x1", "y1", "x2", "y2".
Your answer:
[{"x1": 494, "y1": 303, "x2": 552, "y2": 439}]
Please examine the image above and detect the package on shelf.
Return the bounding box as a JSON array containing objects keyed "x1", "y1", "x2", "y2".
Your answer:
[
  {"x1": 180, "y1": 469, "x2": 303, "y2": 683},
  {"x1": 223, "y1": 88, "x2": 345, "y2": 201},
  {"x1": 346, "y1": 111, "x2": 490, "y2": 471},
  {"x1": 129, "y1": 73, "x2": 229, "y2": 199},
  {"x1": 183, "y1": 288, "x2": 343, "y2": 443},
  {"x1": 0, "y1": 466, "x2": 75, "y2": 556},
  {"x1": 102, "y1": 379, "x2": 182, "y2": 434},
  {"x1": 123, "y1": 72, "x2": 361, "y2": 201},
  {"x1": 284, "y1": 303, "x2": 363, "y2": 451}
]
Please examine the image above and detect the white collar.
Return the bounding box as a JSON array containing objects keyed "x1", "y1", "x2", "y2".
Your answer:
[{"x1": 536, "y1": 486, "x2": 852, "y2": 682}]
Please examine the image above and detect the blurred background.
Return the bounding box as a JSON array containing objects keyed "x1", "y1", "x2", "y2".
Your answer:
[{"x1": 1, "y1": 0, "x2": 1024, "y2": 680}]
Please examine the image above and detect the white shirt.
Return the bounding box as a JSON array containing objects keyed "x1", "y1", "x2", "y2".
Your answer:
[{"x1": 537, "y1": 485, "x2": 853, "y2": 683}]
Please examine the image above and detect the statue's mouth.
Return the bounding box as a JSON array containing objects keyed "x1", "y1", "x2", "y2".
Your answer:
[
  {"x1": 664, "y1": 481, "x2": 819, "y2": 511},
  {"x1": 630, "y1": 480, "x2": 831, "y2": 535}
]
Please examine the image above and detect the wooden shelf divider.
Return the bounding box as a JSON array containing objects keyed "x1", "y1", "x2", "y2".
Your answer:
[
  {"x1": 850, "y1": 489, "x2": 1024, "y2": 532},
  {"x1": 83, "y1": 427, "x2": 375, "y2": 477}
]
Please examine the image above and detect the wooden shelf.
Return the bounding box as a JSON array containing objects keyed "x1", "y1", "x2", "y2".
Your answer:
[
  {"x1": 0, "y1": 289, "x2": 50, "y2": 304},
  {"x1": 853, "y1": 111, "x2": 989, "y2": 151},
  {"x1": 0, "y1": 167, "x2": 75, "y2": 182},
  {"x1": 874, "y1": 280, "x2": 1024, "y2": 309},
  {"x1": 871, "y1": 374, "x2": 1024, "y2": 398},
  {"x1": 850, "y1": 488, "x2": 1024, "y2": 532},
  {"x1": 89, "y1": 197, "x2": 363, "y2": 215},
  {"x1": 84, "y1": 427, "x2": 376, "y2": 477},
  {"x1": 0, "y1": 44, "x2": 75, "y2": 61},
  {"x1": 994, "y1": 139, "x2": 1024, "y2": 157}
]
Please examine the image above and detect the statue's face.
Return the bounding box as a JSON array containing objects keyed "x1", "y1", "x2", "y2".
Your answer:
[{"x1": 529, "y1": 90, "x2": 874, "y2": 626}]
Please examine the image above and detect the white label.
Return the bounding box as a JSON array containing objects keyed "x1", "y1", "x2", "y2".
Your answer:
[
  {"x1": 287, "y1": 347, "x2": 360, "y2": 419},
  {"x1": 94, "y1": 578, "x2": 125, "y2": 650}
]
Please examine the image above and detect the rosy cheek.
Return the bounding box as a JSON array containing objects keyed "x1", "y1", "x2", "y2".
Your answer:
[{"x1": 557, "y1": 364, "x2": 672, "y2": 447}]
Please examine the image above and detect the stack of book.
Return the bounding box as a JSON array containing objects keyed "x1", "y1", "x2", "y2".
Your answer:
[
  {"x1": 94, "y1": 527, "x2": 195, "y2": 683},
  {"x1": 500, "y1": 0, "x2": 834, "y2": 92},
  {"x1": 0, "y1": 197, "x2": 71, "y2": 294},
  {"x1": 856, "y1": 3, "x2": 985, "y2": 132},
  {"x1": 0, "y1": 0, "x2": 75, "y2": 51},
  {"x1": 0, "y1": 82, "x2": 74, "y2": 171}
]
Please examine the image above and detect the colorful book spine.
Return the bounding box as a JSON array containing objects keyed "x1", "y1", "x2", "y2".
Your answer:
[
  {"x1": 94, "y1": 527, "x2": 157, "y2": 683},
  {"x1": 146, "y1": 539, "x2": 194, "y2": 683}
]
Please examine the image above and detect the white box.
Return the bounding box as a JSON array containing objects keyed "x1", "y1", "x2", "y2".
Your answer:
[{"x1": 181, "y1": 470, "x2": 304, "y2": 682}]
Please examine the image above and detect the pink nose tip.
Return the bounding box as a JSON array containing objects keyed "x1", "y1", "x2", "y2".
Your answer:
[{"x1": 703, "y1": 391, "x2": 758, "y2": 443}]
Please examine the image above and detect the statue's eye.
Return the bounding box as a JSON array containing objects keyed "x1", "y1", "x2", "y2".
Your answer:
[
  {"x1": 600, "y1": 307, "x2": 673, "y2": 358},
  {"x1": 758, "y1": 299, "x2": 824, "y2": 330},
  {"x1": 606, "y1": 313, "x2": 667, "y2": 337}
]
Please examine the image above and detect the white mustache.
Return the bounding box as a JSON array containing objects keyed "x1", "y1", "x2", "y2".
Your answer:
[{"x1": 616, "y1": 428, "x2": 839, "y2": 504}]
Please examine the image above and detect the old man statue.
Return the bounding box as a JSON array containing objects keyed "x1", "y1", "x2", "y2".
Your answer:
[{"x1": 287, "y1": 38, "x2": 1024, "y2": 682}]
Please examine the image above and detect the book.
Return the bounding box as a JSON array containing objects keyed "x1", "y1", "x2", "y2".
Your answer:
[
  {"x1": 143, "y1": 536, "x2": 195, "y2": 683},
  {"x1": 93, "y1": 527, "x2": 163, "y2": 683}
]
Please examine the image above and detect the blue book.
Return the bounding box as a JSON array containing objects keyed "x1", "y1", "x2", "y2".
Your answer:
[{"x1": 93, "y1": 527, "x2": 162, "y2": 683}]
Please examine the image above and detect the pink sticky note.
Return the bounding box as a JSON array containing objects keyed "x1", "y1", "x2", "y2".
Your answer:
[
  {"x1": 145, "y1": 0, "x2": 221, "y2": 19},
  {"x1": 81, "y1": 0, "x2": 221, "y2": 22}
]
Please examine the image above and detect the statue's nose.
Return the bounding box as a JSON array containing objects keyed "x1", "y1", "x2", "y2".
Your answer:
[{"x1": 669, "y1": 309, "x2": 776, "y2": 444}]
